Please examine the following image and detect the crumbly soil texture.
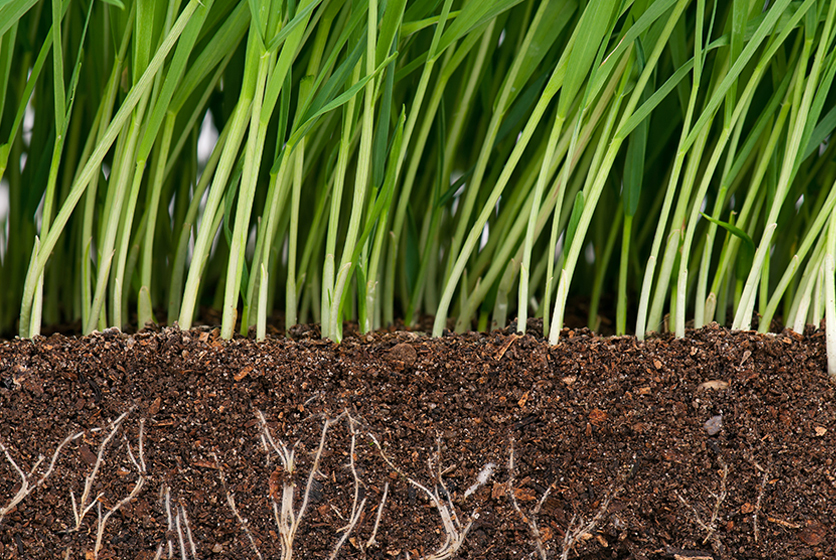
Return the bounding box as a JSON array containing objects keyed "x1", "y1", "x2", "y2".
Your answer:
[{"x1": 0, "y1": 320, "x2": 834, "y2": 560}]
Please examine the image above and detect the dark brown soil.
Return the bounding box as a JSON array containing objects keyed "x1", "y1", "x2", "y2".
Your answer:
[{"x1": 0, "y1": 320, "x2": 834, "y2": 560}]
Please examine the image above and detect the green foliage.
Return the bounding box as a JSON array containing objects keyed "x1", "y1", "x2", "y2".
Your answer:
[{"x1": 1, "y1": 0, "x2": 835, "y2": 375}]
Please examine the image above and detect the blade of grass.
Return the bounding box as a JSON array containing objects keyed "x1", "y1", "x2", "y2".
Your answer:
[
  {"x1": 734, "y1": 0, "x2": 832, "y2": 330},
  {"x1": 552, "y1": 0, "x2": 690, "y2": 344},
  {"x1": 19, "y1": 0, "x2": 203, "y2": 336}
]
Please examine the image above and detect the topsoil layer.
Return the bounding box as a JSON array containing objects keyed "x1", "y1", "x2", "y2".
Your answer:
[{"x1": 0, "y1": 320, "x2": 834, "y2": 560}]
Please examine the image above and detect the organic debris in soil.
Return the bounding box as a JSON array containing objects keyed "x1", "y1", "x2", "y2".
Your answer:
[{"x1": 0, "y1": 321, "x2": 834, "y2": 560}]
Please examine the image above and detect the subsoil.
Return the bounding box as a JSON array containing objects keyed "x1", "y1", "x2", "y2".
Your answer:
[{"x1": 0, "y1": 317, "x2": 834, "y2": 560}]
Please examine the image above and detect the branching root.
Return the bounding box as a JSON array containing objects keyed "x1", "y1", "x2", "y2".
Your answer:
[
  {"x1": 675, "y1": 455, "x2": 729, "y2": 548},
  {"x1": 0, "y1": 431, "x2": 82, "y2": 524}
]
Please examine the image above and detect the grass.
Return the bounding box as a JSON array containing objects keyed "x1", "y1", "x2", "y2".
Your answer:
[{"x1": 2, "y1": 0, "x2": 836, "y2": 375}]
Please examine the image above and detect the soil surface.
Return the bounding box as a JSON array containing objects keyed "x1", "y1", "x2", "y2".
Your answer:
[{"x1": 0, "y1": 319, "x2": 834, "y2": 560}]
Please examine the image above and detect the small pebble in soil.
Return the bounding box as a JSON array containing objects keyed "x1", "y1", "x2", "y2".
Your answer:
[{"x1": 704, "y1": 414, "x2": 723, "y2": 436}]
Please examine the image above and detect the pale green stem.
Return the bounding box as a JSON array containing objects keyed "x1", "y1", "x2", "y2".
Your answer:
[
  {"x1": 222, "y1": 50, "x2": 272, "y2": 339},
  {"x1": 139, "y1": 113, "x2": 175, "y2": 327},
  {"x1": 676, "y1": 124, "x2": 739, "y2": 337},
  {"x1": 761, "y1": 180, "x2": 836, "y2": 331},
  {"x1": 694, "y1": 97, "x2": 750, "y2": 328},
  {"x1": 734, "y1": 0, "x2": 829, "y2": 329},
  {"x1": 258, "y1": 264, "x2": 268, "y2": 340},
  {"x1": 825, "y1": 252, "x2": 836, "y2": 379},
  {"x1": 442, "y1": 7, "x2": 543, "y2": 288},
  {"x1": 635, "y1": 6, "x2": 704, "y2": 340},
  {"x1": 461, "y1": 75, "x2": 614, "y2": 337},
  {"x1": 329, "y1": 0, "x2": 379, "y2": 341},
  {"x1": 813, "y1": 257, "x2": 824, "y2": 326},
  {"x1": 708, "y1": 100, "x2": 792, "y2": 307},
  {"x1": 549, "y1": 124, "x2": 626, "y2": 343},
  {"x1": 434, "y1": 69, "x2": 562, "y2": 336},
  {"x1": 646, "y1": 125, "x2": 709, "y2": 337},
  {"x1": 166, "y1": 119, "x2": 232, "y2": 322},
  {"x1": 259, "y1": 149, "x2": 292, "y2": 327},
  {"x1": 179, "y1": 61, "x2": 258, "y2": 329},
  {"x1": 18, "y1": 0, "x2": 197, "y2": 337},
  {"x1": 616, "y1": 214, "x2": 632, "y2": 335},
  {"x1": 519, "y1": 113, "x2": 566, "y2": 334},
  {"x1": 558, "y1": 1, "x2": 691, "y2": 345},
  {"x1": 391, "y1": 46, "x2": 458, "y2": 325},
  {"x1": 383, "y1": 0, "x2": 457, "y2": 326},
  {"x1": 824, "y1": 212, "x2": 836, "y2": 377},
  {"x1": 321, "y1": 63, "x2": 361, "y2": 340},
  {"x1": 789, "y1": 242, "x2": 824, "y2": 332},
  {"x1": 89, "y1": 93, "x2": 150, "y2": 332},
  {"x1": 110, "y1": 138, "x2": 149, "y2": 331},
  {"x1": 286, "y1": 140, "x2": 305, "y2": 329}
]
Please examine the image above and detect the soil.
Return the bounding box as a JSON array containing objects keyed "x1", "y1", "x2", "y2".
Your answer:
[{"x1": 0, "y1": 319, "x2": 834, "y2": 560}]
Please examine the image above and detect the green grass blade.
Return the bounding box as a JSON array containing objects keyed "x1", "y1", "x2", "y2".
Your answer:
[
  {"x1": 433, "y1": 0, "x2": 525, "y2": 59},
  {"x1": 0, "y1": 0, "x2": 38, "y2": 38}
]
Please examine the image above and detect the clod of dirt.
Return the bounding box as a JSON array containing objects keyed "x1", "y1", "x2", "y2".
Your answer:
[{"x1": 386, "y1": 341, "x2": 417, "y2": 368}]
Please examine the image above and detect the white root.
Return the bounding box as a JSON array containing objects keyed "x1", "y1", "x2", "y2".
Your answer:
[
  {"x1": 159, "y1": 483, "x2": 198, "y2": 560},
  {"x1": 258, "y1": 410, "x2": 343, "y2": 560},
  {"x1": 675, "y1": 455, "x2": 729, "y2": 547},
  {"x1": 507, "y1": 439, "x2": 552, "y2": 560},
  {"x1": 753, "y1": 460, "x2": 769, "y2": 544},
  {"x1": 408, "y1": 438, "x2": 477, "y2": 560},
  {"x1": 251, "y1": 411, "x2": 396, "y2": 560},
  {"x1": 365, "y1": 481, "x2": 389, "y2": 549},
  {"x1": 94, "y1": 419, "x2": 148, "y2": 559},
  {"x1": 329, "y1": 415, "x2": 367, "y2": 560},
  {"x1": 368, "y1": 432, "x2": 482, "y2": 560},
  {"x1": 0, "y1": 431, "x2": 83, "y2": 523},
  {"x1": 163, "y1": 485, "x2": 175, "y2": 559},
  {"x1": 216, "y1": 451, "x2": 264, "y2": 560},
  {"x1": 72, "y1": 408, "x2": 133, "y2": 531},
  {"x1": 559, "y1": 489, "x2": 619, "y2": 560},
  {"x1": 179, "y1": 501, "x2": 198, "y2": 558},
  {"x1": 507, "y1": 439, "x2": 629, "y2": 560}
]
